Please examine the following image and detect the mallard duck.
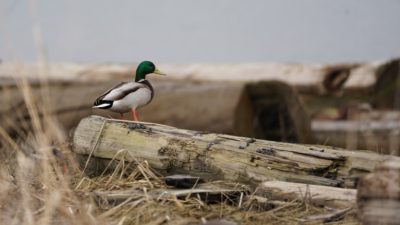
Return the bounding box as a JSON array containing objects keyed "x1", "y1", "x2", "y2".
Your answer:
[{"x1": 93, "y1": 61, "x2": 165, "y2": 121}]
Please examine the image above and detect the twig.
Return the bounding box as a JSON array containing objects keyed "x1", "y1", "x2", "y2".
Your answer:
[
  {"x1": 184, "y1": 177, "x2": 201, "y2": 201},
  {"x1": 302, "y1": 207, "x2": 353, "y2": 223},
  {"x1": 99, "y1": 149, "x2": 129, "y2": 177},
  {"x1": 238, "y1": 192, "x2": 244, "y2": 208},
  {"x1": 81, "y1": 120, "x2": 107, "y2": 176}
]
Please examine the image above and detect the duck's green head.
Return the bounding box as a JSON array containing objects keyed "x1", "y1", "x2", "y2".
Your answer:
[{"x1": 135, "y1": 61, "x2": 165, "y2": 82}]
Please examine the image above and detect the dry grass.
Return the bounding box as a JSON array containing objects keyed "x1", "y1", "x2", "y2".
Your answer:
[
  {"x1": 0, "y1": 77, "x2": 360, "y2": 225},
  {"x1": 71, "y1": 159, "x2": 359, "y2": 225}
]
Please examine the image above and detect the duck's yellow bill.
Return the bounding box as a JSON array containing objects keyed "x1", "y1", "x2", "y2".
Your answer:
[{"x1": 154, "y1": 68, "x2": 166, "y2": 75}]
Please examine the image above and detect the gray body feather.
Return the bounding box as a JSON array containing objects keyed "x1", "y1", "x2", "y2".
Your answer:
[{"x1": 93, "y1": 80, "x2": 153, "y2": 113}]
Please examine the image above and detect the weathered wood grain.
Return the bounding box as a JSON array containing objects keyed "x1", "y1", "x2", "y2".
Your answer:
[
  {"x1": 258, "y1": 181, "x2": 356, "y2": 209},
  {"x1": 72, "y1": 116, "x2": 399, "y2": 188}
]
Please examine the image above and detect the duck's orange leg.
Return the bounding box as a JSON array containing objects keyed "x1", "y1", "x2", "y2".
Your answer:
[
  {"x1": 120, "y1": 113, "x2": 124, "y2": 120},
  {"x1": 131, "y1": 109, "x2": 138, "y2": 121}
]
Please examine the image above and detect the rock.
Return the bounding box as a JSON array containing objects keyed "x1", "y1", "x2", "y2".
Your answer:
[{"x1": 164, "y1": 174, "x2": 202, "y2": 188}]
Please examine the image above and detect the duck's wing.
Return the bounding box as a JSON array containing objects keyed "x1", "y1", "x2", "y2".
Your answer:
[{"x1": 94, "y1": 82, "x2": 145, "y2": 106}]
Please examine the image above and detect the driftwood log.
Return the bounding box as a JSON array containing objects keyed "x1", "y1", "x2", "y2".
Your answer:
[
  {"x1": 94, "y1": 182, "x2": 245, "y2": 205},
  {"x1": 357, "y1": 159, "x2": 400, "y2": 225},
  {"x1": 312, "y1": 119, "x2": 400, "y2": 155},
  {"x1": 72, "y1": 116, "x2": 399, "y2": 188},
  {"x1": 296, "y1": 59, "x2": 400, "y2": 113},
  {"x1": 94, "y1": 180, "x2": 355, "y2": 210},
  {"x1": 257, "y1": 181, "x2": 356, "y2": 209}
]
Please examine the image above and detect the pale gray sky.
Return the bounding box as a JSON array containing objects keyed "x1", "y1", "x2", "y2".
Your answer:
[{"x1": 1, "y1": 0, "x2": 400, "y2": 64}]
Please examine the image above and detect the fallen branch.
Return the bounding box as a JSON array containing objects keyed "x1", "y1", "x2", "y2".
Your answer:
[{"x1": 301, "y1": 207, "x2": 353, "y2": 223}]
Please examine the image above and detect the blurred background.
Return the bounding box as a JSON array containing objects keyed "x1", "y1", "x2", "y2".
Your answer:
[
  {"x1": 1, "y1": 0, "x2": 400, "y2": 154},
  {"x1": 1, "y1": 0, "x2": 400, "y2": 63}
]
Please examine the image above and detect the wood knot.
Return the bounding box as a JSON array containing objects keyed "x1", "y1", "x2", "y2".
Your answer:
[
  {"x1": 127, "y1": 123, "x2": 146, "y2": 130},
  {"x1": 256, "y1": 147, "x2": 276, "y2": 155},
  {"x1": 239, "y1": 138, "x2": 256, "y2": 149}
]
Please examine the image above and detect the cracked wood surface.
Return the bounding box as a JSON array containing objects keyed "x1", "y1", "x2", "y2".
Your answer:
[{"x1": 73, "y1": 116, "x2": 398, "y2": 188}]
